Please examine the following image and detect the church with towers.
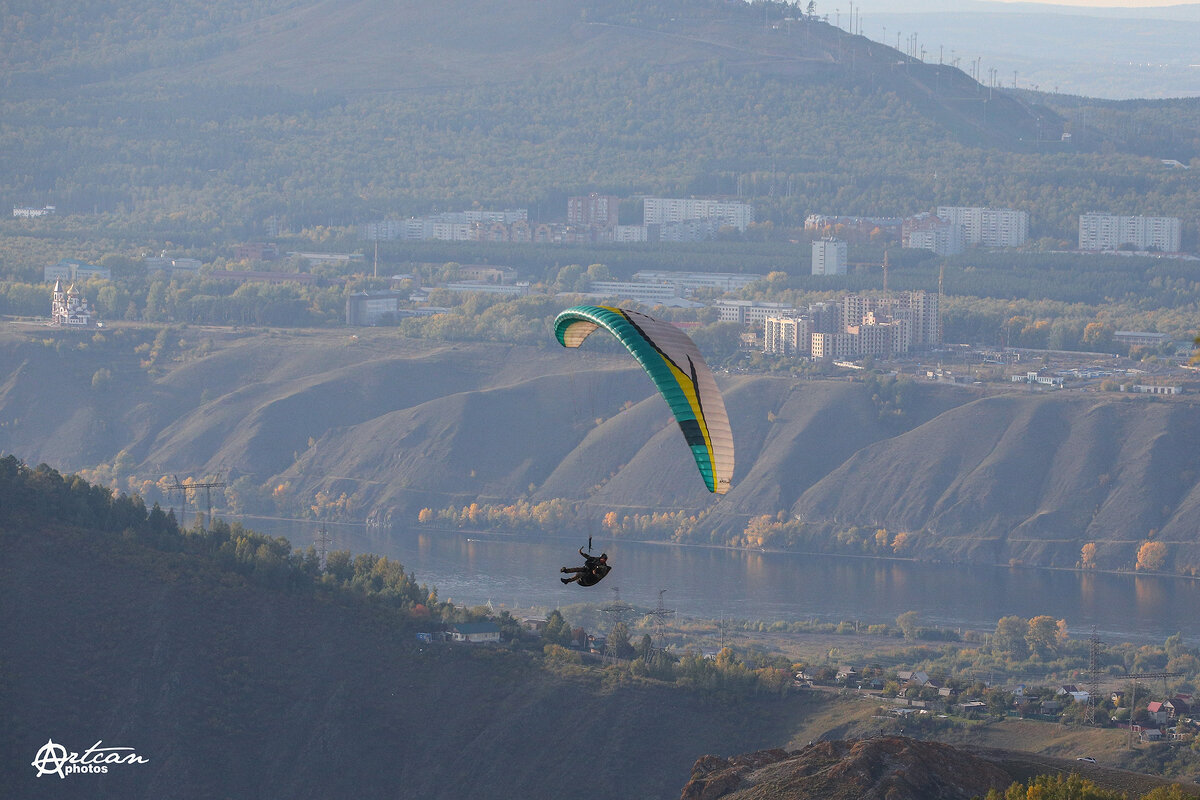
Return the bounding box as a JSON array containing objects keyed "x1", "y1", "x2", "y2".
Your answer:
[{"x1": 50, "y1": 279, "x2": 97, "y2": 327}]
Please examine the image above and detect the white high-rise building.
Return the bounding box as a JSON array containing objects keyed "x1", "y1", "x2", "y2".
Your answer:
[
  {"x1": 812, "y1": 237, "x2": 848, "y2": 276},
  {"x1": 811, "y1": 332, "x2": 855, "y2": 360},
  {"x1": 903, "y1": 212, "x2": 963, "y2": 256},
  {"x1": 764, "y1": 316, "x2": 812, "y2": 355},
  {"x1": 936, "y1": 206, "x2": 1028, "y2": 248},
  {"x1": 642, "y1": 197, "x2": 755, "y2": 232},
  {"x1": 714, "y1": 300, "x2": 802, "y2": 326},
  {"x1": 1079, "y1": 213, "x2": 1182, "y2": 252}
]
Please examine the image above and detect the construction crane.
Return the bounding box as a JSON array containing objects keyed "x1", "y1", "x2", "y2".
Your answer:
[{"x1": 937, "y1": 262, "x2": 945, "y2": 344}]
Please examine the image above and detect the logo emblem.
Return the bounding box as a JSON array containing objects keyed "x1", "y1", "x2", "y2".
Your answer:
[
  {"x1": 31, "y1": 740, "x2": 69, "y2": 778},
  {"x1": 31, "y1": 738, "x2": 149, "y2": 778}
]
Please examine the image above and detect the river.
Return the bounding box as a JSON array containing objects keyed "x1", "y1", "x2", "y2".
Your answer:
[{"x1": 234, "y1": 516, "x2": 1200, "y2": 646}]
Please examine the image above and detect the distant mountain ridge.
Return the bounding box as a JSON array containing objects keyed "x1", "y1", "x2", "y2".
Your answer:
[
  {"x1": 5, "y1": 327, "x2": 1200, "y2": 572},
  {"x1": 2, "y1": 0, "x2": 1055, "y2": 146}
]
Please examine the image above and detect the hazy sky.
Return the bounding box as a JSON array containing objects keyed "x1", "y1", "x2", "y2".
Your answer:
[{"x1": 992, "y1": 0, "x2": 1191, "y2": 5}]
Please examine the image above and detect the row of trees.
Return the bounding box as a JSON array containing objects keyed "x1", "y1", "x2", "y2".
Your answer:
[
  {"x1": 3, "y1": 259, "x2": 1196, "y2": 355},
  {"x1": 983, "y1": 773, "x2": 1190, "y2": 800}
]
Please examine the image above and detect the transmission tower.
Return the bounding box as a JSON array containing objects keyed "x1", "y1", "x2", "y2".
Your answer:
[
  {"x1": 646, "y1": 589, "x2": 675, "y2": 651},
  {"x1": 166, "y1": 473, "x2": 227, "y2": 531},
  {"x1": 167, "y1": 474, "x2": 188, "y2": 523},
  {"x1": 1084, "y1": 628, "x2": 1103, "y2": 725},
  {"x1": 717, "y1": 616, "x2": 731, "y2": 652},
  {"x1": 315, "y1": 523, "x2": 333, "y2": 572},
  {"x1": 602, "y1": 586, "x2": 637, "y2": 631}
]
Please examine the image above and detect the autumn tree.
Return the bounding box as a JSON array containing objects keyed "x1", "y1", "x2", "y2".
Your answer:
[
  {"x1": 982, "y1": 772, "x2": 1126, "y2": 800},
  {"x1": 1080, "y1": 541, "x2": 1097, "y2": 569},
  {"x1": 1136, "y1": 540, "x2": 1168, "y2": 572}
]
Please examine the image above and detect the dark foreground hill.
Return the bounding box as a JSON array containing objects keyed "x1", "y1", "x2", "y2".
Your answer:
[
  {"x1": 0, "y1": 517, "x2": 814, "y2": 800},
  {"x1": 679, "y1": 738, "x2": 1196, "y2": 800},
  {"x1": 5, "y1": 327, "x2": 1200, "y2": 571}
]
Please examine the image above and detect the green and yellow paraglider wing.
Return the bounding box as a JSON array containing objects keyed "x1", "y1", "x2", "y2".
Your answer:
[{"x1": 553, "y1": 305, "x2": 734, "y2": 494}]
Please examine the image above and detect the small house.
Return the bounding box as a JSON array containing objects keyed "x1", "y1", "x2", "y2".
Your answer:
[
  {"x1": 1165, "y1": 698, "x2": 1191, "y2": 719},
  {"x1": 898, "y1": 670, "x2": 930, "y2": 687},
  {"x1": 1147, "y1": 701, "x2": 1169, "y2": 725},
  {"x1": 448, "y1": 622, "x2": 501, "y2": 643}
]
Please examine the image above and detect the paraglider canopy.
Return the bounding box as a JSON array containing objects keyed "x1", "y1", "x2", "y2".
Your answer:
[{"x1": 553, "y1": 305, "x2": 734, "y2": 494}]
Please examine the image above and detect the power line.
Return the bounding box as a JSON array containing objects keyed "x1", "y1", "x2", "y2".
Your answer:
[
  {"x1": 1125, "y1": 671, "x2": 1184, "y2": 747},
  {"x1": 602, "y1": 585, "x2": 638, "y2": 635},
  {"x1": 166, "y1": 474, "x2": 226, "y2": 531},
  {"x1": 1084, "y1": 627, "x2": 1102, "y2": 726},
  {"x1": 646, "y1": 589, "x2": 675, "y2": 652},
  {"x1": 315, "y1": 523, "x2": 333, "y2": 572}
]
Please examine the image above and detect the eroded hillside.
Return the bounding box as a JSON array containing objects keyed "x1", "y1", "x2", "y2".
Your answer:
[{"x1": 4, "y1": 326, "x2": 1200, "y2": 570}]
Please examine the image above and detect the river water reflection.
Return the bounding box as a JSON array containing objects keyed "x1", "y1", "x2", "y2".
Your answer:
[{"x1": 248, "y1": 517, "x2": 1200, "y2": 645}]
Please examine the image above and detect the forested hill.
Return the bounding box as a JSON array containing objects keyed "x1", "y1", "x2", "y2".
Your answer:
[
  {"x1": 10, "y1": 0, "x2": 1171, "y2": 246},
  {"x1": 141, "y1": 0, "x2": 1052, "y2": 146},
  {"x1": 3, "y1": 0, "x2": 1195, "y2": 249},
  {"x1": 0, "y1": 456, "x2": 811, "y2": 800},
  {"x1": 4, "y1": 0, "x2": 1054, "y2": 147}
]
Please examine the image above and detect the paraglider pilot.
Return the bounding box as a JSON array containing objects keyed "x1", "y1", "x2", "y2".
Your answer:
[{"x1": 560, "y1": 547, "x2": 611, "y2": 587}]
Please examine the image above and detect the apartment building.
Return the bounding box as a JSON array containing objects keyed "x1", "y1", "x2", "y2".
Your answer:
[
  {"x1": 812, "y1": 237, "x2": 848, "y2": 276},
  {"x1": 1078, "y1": 213, "x2": 1182, "y2": 252},
  {"x1": 568, "y1": 194, "x2": 620, "y2": 228},
  {"x1": 764, "y1": 316, "x2": 812, "y2": 356},
  {"x1": 903, "y1": 212, "x2": 964, "y2": 256},
  {"x1": 642, "y1": 197, "x2": 755, "y2": 232},
  {"x1": 936, "y1": 206, "x2": 1029, "y2": 248}
]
